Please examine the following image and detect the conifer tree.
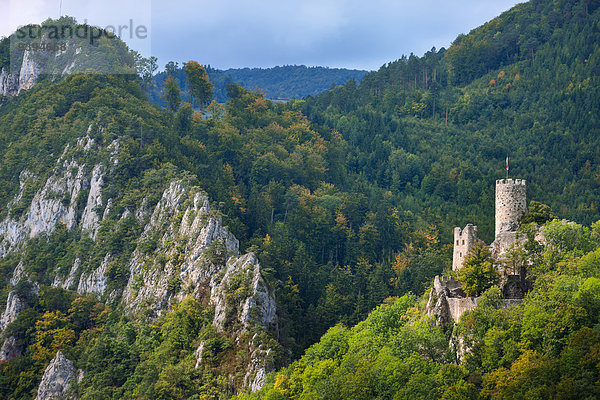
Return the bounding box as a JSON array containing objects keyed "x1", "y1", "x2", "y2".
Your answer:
[{"x1": 161, "y1": 75, "x2": 182, "y2": 113}]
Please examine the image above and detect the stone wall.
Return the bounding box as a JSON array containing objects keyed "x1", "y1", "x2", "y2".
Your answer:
[
  {"x1": 447, "y1": 297, "x2": 479, "y2": 322},
  {"x1": 495, "y1": 179, "x2": 527, "y2": 237},
  {"x1": 452, "y1": 224, "x2": 480, "y2": 271},
  {"x1": 426, "y1": 275, "x2": 524, "y2": 325}
]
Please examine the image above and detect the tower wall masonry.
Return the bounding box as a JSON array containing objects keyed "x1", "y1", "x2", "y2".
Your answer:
[
  {"x1": 495, "y1": 179, "x2": 527, "y2": 237},
  {"x1": 452, "y1": 224, "x2": 479, "y2": 271}
]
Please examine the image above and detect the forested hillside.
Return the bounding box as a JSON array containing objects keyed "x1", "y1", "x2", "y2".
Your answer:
[
  {"x1": 149, "y1": 65, "x2": 368, "y2": 105},
  {"x1": 0, "y1": 0, "x2": 599, "y2": 398},
  {"x1": 240, "y1": 219, "x2": 600, "y2": 399},
  {"x1": 300, "y1": 0, "x2": 600, "y2": 243}
]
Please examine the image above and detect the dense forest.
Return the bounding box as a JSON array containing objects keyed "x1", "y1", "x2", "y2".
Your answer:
[
  {"x1": 148, "y1": 65, "x2": 368, "y2": 105},
  {"x1": 238, "y1": 219, "x2": 600, "y2": 399},
  {"x1": 0, "y1": 0, "x2": 599, "y2": 398},
  {"x1": 298, "y1": 0, "x2": 600, "y2": 243}
]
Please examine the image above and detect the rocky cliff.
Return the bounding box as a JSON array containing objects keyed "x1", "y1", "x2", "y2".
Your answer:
[
  {"x1": 0, "y1": 129, "x2": 279, "y2": 393},
  {"x1": 0, "y1": 66, "x2": 20, "y2": 97},
  {"x1": 34, "y1": 351, "x2": 79, "y2": 400},
  {"x1": 0, "y1": 46, "x2": 48, "y2": 97}
]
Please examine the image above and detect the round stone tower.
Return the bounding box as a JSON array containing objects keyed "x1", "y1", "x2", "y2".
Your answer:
[{"x1": 495, "y1": 179, "x2": 527, "y2": 237}]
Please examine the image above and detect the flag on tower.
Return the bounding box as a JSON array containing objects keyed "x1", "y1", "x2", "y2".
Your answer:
[{"x1": 506, "y1": 155, "x2": 509, "y2": 171}]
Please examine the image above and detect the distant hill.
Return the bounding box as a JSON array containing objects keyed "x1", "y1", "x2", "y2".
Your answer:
[
  {"x1": 149, "y1": 65, "x2": 368, "y2": 105},
  {"x1": 299, "y1": 0, "x2": 600, "y2": 243}
]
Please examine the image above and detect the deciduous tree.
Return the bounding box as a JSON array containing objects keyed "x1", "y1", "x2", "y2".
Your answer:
[
  {"x1": 458, "y1": 243, "x2": 499, "y2": 296},
  {"x1": 183, "y1": 61, "x2": 214, "y2": 108}
]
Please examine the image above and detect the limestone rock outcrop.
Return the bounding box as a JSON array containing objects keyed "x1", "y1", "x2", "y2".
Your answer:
[
  {"x1": 80, "y1": 164, "x2": 104, "y2": 238},
  {"x1": 0, "y1": 48, "x2": 42, "y2": 99},
  {"x1": 76, "y1": 255, "x2": 110, "y2": 296},
  {"x1": 210, "y1": 253, "x2": 277, "y2": 332},
  {"x1": 18, "y1": 50, "x2": 41, "y2": 93},
  {"x1": 52, "y1": 259, "x2": 81, "y2": 290},
  {"x1": 0, "y1": 135, "x2": 279, "y2": 392},
  {"x1": 426, "y1": 276, "x2": 474, "y2": 326},
  {"x1": 0, "y1": 291, "x2": 26, "y2": 331},
  {"x1": 0, "y1": 135, "x2": 114, "y2": 259},
  {"x1": 34, "y1": 351, "x2": 77, "y2": 400},
  {"x1": 0, "y1": 67, "x2": 20, "y2": 97},
  {"x1": 0, "y1": 336, "x2": 21, "y2": 361},
  {"x1": 122, "y1": 181, "x2": 239, "y2": 316}
]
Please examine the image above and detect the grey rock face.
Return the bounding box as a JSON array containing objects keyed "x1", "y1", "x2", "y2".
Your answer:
[
  {"x1": 9, "y1": 262, "x2": 26, "y2": 286},
  {"x1": 426, "y1": 276, "x2": 477, "y2": 326},
  {"x1": 0, "y1": 67, "x2": 20, "y2": 97},
  {"x1": 0, "y1": 336, "x2": 21, "y2": 361},
  {"x1": 77, "y1": 254, "x2": 110, "y2": 296},
  {"x1": 117, "y1": 181, "x2": 277, "y2": 392},
  {"x1": 0, "y1": 140, "x2": 278, "y2": 392},
  {"x1": 244, "y1": 345, "x2": 273, "y2": 393},
  {"x1": 53, "y1": 258, "x2": 81, "y2": 290},
  {"x1": 194, "y1": 341, "x2": 205, "y2": 369},
  {"x1": 429, "y1": 288, "x2": 452, "y2": 327},
  {"x1": 0, "y1": 160, "x2": 89, "y2": 253},
  {"x1": 18, "y1": 50, "x2": 41, "y2": 93},
  {"x1": 0, "y1": 291, "x2": 26, "y2": 331},
  {"x1": 35, "y1": 351, "x2": 77, "y2": 400},
  {"x1": 80, "y1": 164, "x2": 104, "y2": 238},
  {"x1": 0, "y1": 48, "x2": 41, "y2": 98},
  {"x1": 122, "y1": 182, "x2": 240, "y2": 315},
  {"x1": 210, "y1": 253, "x2": 277, "y2": 332}
]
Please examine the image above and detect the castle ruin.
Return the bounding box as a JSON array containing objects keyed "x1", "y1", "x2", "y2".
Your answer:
[
  {"x1": 428, "y1": 178, "x2": 528, "y2": 326},
  {"x1": 452, "y1": 224, "x2": 481, "y2": 271},
  {"x1": 495, "y1": 179, "x2": 527, "y2": 236},
  {"x1": 452, "y1": 178, "x2": 527, "y2": 271}
]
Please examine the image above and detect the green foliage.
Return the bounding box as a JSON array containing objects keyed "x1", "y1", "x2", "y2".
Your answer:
[
  {"x1": 161, "y1": 75, "x2": 182, "y2": 113},
  {"x1": 2, "y1": 2, "x2": 600, "y2": 398},
  {"x1": 543, "y1": 219, "x2": 595, "y2": 255},
  {"x1": 250, "y1": 218, "x2": 600, "y2": 399},
  {"x1": 0, "y1": 290, "x2": 108, "y2": 398},
  {"x1": 457, "y1": 243, "x2": 499, "y2": 296},
  {"x1": 105, "y1": 259, "x2": 130, "y2": 293},
  {"x1": 297, "y1": 0, "x2": 600, "y2": 238},
  {"x1": 238, "y1": 296, "x2": 459, "y2": 400},
  {"x1": 21, "y1": 224, "x2": 79, "y2": 283},
  {"x1": 183, "y1": 61, "x2": 214, "y2": 108},
  {"x1": 206, "y1": 239, "x2": 227, "y2": 265},
  {"x1": 167, "y1": 274, "x2": 182, "y2": 293},
  {"x1": 520, "y1": 201, "x2": 556, "y2": 225}
]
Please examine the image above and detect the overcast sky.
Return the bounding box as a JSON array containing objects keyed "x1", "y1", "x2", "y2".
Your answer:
[{"x1": 1, "y1": 0, "x2": 522, "y2": 71}]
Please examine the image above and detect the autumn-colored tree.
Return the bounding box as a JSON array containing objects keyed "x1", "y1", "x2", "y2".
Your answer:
[
  {"x1": 183, "y1": 61, "x2": 214, "y2": 108},
  {"x1": 482, "y1": 350, "x2": 557, "y2": 399},
  {"x1": 30, "y1": 311, "x2": 75, "y2": 367}
]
